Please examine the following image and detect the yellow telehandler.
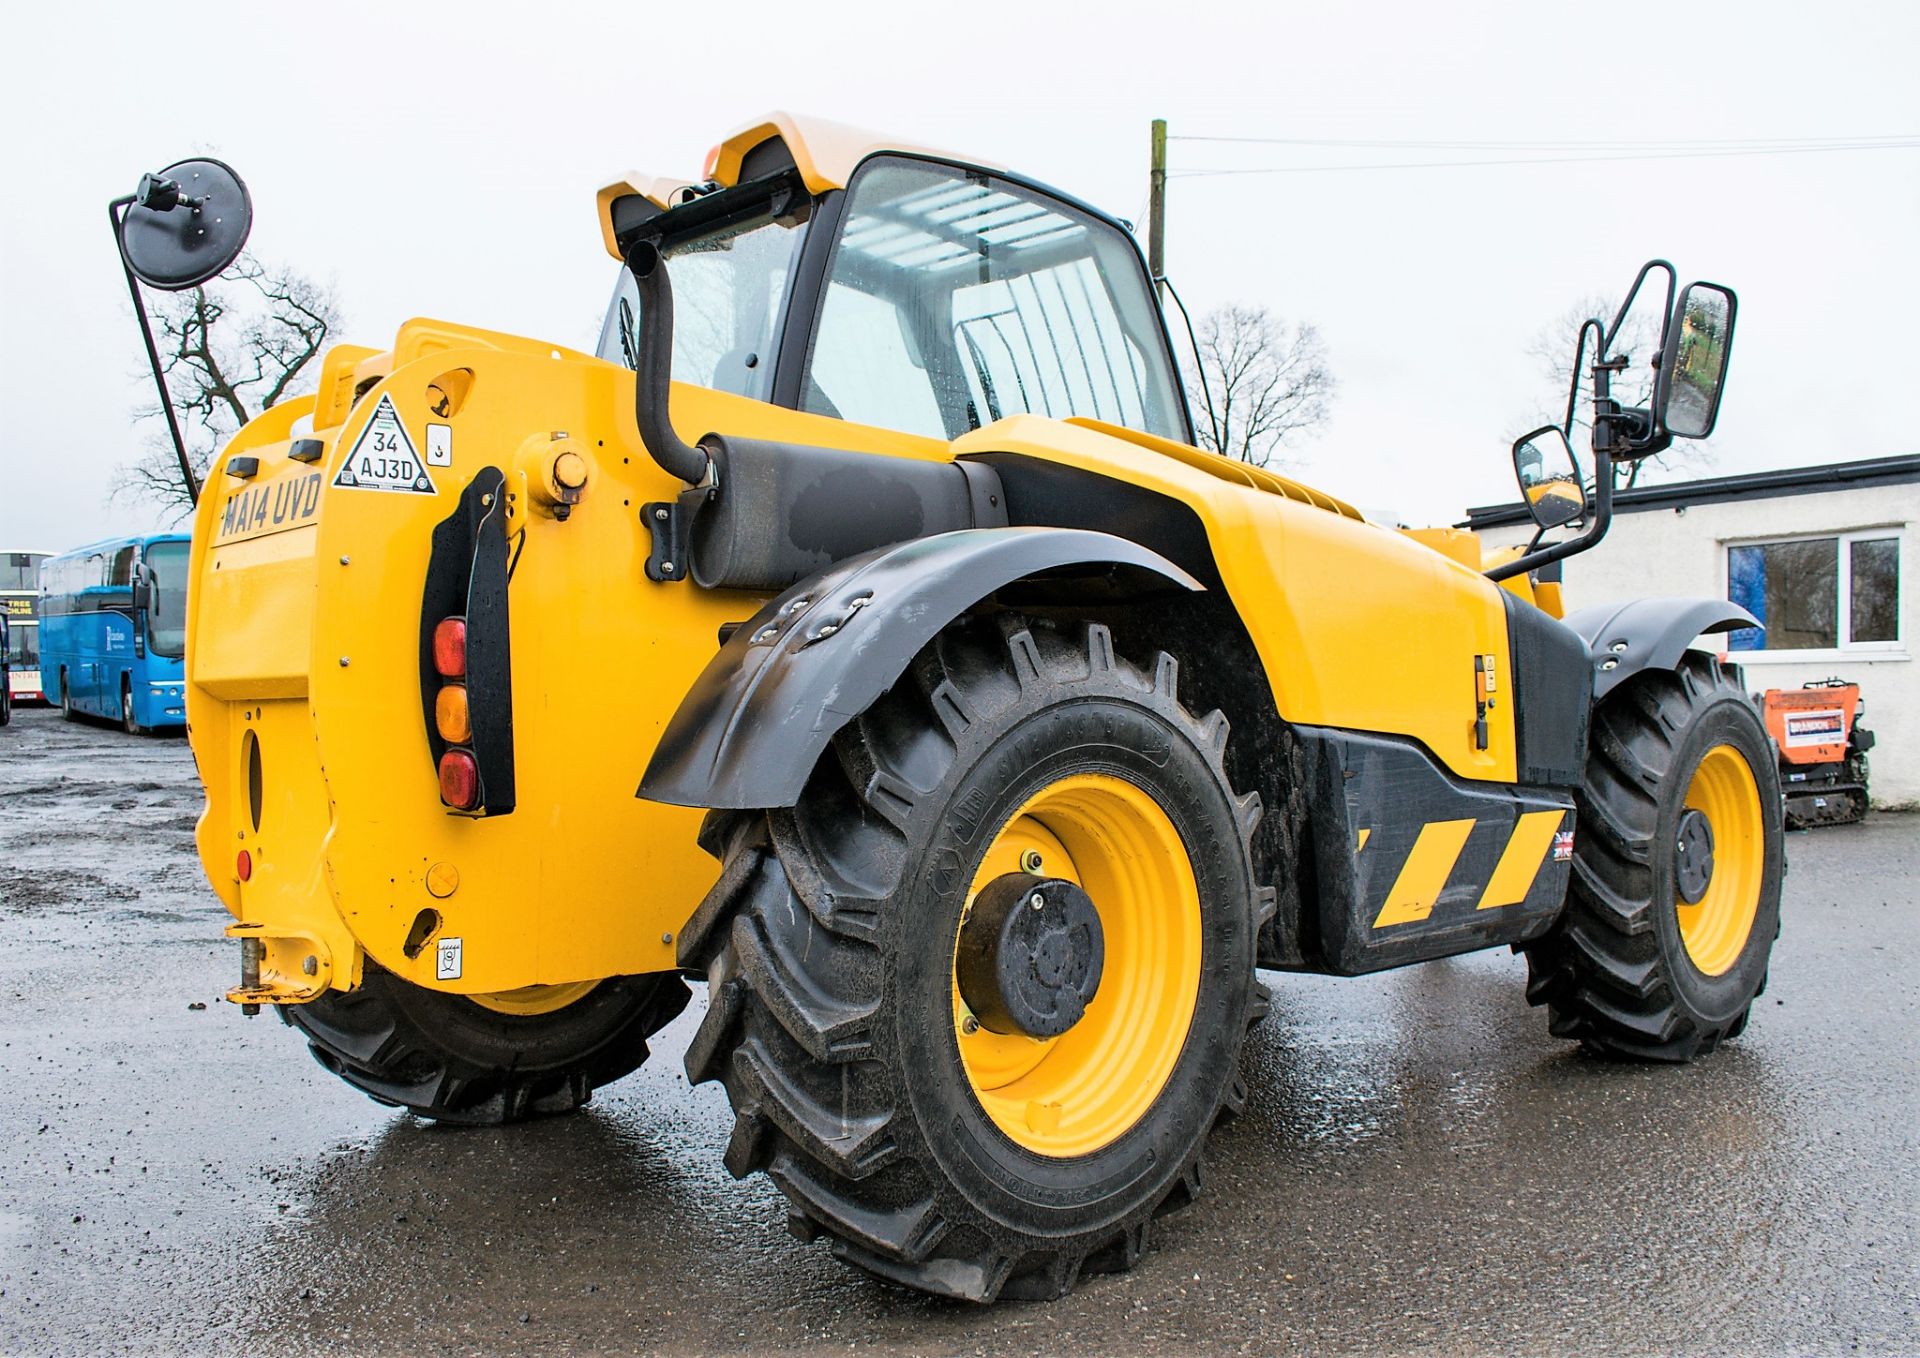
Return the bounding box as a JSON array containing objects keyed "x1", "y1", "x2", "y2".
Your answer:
[{"x1": 112, "y1": 114, "x2": 1779, "y2": 1302}]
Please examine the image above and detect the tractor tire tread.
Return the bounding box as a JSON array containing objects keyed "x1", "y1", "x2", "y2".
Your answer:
[
  {"x1": 682, "y1": 617, "x2": 1261, "y2": 1302},
  {"x1": 1523, "y1": 654, "x2": 1779, "y2": 1063},
  {"x1": 287, "y1": 962, "x2": 689, "y2": 1125}
]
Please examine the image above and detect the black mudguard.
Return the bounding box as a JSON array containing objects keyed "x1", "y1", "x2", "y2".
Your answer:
[
  {"x1": 638, "y1": 527, "x2": 1201, "y2": 810},
  {"x1": 1564, "y1": 597, "x2": 1759, "y2": 702}
]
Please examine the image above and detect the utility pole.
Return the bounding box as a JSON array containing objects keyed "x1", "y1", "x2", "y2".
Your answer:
[{"x1": 1148, "y1": 118, "x2": 1167, "y2": 298}]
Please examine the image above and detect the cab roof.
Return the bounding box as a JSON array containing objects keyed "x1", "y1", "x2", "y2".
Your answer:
[{"x1": 595, "y1": 111, "x2": 1002, "y2": 260}]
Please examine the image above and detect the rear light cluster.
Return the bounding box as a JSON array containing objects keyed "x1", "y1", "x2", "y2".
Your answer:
[{"x1": 433, "y1": 617, "x2": 480, "y2": 811}]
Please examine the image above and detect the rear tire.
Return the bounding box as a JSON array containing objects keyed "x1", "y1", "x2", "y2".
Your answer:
[
  {"x1": 286, "y1": 962, "x2": 691, "y2": 1125},
  {"x1": 1524, "y1": 654, "x2": 1784, "y2": 1060},
  {"x1": 680, "y1": 617, "x2": 1269, "y2": 1302},
  {"x1": 60, "y1": 672, "x2": 76, "y2": 722}
]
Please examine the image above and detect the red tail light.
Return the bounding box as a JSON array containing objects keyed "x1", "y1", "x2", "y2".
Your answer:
[
  {"x1": 433, "y1": 618, "x2": 468, "y2": 678},
  {"x1": 438, "y1": 749, "x2": 480, "y2": 810}
]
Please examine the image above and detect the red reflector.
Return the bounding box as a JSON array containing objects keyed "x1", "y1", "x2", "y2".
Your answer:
[
  {"x1": 236, "y1": 850, "x2": 253, "y2": 882},
  {"x1": 433, "y1": 618, "x2": 468, "y2": 678},
  {"x1": 439, "y1": 750, "x2": 480, "y2": 810}
]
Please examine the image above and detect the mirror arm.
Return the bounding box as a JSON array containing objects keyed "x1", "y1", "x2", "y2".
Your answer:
[
  {"x1": 1485, "y1": 472, "x2": 1611, "y2": 582},
  {"x1": 109, "y1": 195, "x2": 199, "y2": 508},
  {"x1": 1487, "y1": 355, "x2": 1620, "y2": 585}
]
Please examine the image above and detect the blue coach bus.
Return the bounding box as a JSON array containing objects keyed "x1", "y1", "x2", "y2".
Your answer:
[{"x1": 38, "y1": 534, "x2": 190, "y2": 733}]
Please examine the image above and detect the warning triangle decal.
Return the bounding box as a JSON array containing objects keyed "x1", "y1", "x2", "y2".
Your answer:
[{"x1": 332, "y1": 393, "x2": 437, "y2": 494}]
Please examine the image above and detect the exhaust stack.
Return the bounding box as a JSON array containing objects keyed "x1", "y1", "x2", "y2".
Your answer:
[{"x1": 624, "y1": 241, "x2": 712, "y2": 486}]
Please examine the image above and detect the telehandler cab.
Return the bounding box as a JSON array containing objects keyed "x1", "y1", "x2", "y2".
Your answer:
[{"x1": 115, "y1": 114, "x2": 1781, "y2": 1303}]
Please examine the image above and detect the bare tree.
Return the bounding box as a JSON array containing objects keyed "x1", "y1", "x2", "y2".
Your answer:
[
  {"x1": 116, "y1": 253, "x2": 340, "y2": 516},
  {"x1": 1184, "y1": 305, "x2": 1334, "y2": 469},
  {"x1": 1524, "y1": 292, "x2": 1710, "y2": 489}
]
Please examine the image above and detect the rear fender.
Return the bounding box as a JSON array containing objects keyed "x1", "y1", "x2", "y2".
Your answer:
[
  {"x1": 638, "y1": 527, "x2": 1201, "y2": 809},
  {"x1": 1564, "y1": 597, "x2": 1759, "y2": 702}
]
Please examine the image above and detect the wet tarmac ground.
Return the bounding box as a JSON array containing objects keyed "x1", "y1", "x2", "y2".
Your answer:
[{"x1": 1, "y1": 705, "x2": 1915, "y2": 1356}]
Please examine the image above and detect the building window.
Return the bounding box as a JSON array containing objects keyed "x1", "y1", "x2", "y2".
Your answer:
[{"x1": 1726, "y1": 530, "x2": 1903, "y2": 653}]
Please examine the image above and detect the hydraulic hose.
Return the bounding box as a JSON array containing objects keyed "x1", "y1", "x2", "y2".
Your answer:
[{"x1": 624, "y1": 241, "x2": 712, "y2": 486}]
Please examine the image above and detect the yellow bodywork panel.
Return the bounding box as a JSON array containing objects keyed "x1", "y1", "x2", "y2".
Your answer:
[{"x1": 951, "y1": 417, "x2": 1518, "y2": 784}]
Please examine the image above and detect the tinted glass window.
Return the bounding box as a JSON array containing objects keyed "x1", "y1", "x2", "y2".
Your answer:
[
  {"x1": 1727, "y1": 534, "x2": 1901, "y2": 651},
  {"x1": 802, "y1": 158, "x2": 1183, "y2": 442},
  {"x1": 1727, "y1": 539, "x2": 1838, "y2": 650},
  {"x1": 1850, "y1": 537, "x2": 1899, "y2": 643},
  {"x1": 146, "y1": 541, "x2": 190, "y2": 658},
  {"x1": 597, "y1": 207, "x2": 812, "y2": 403}
]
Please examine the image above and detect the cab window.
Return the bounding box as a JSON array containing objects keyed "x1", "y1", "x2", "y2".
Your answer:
[
  {"x1": 597, "y1": 206, "x2": 813, "y2": 403},
  {"x1": 801, "y1": 157, "x2": 1186, "y2": 442}
]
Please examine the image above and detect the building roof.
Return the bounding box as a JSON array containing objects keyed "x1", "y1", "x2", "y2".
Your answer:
[{"x1": 1461, "y1": 454, "x2": 1920, "y2": 531}]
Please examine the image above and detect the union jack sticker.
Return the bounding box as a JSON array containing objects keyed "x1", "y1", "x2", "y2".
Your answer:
[{"x1": 1552, "y1": 829, "x2": 1576, "y2": 862}]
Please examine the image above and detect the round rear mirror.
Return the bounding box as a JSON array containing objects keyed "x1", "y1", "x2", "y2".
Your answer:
[{"x1": 117, "y1": 158, "x2": 252, "y2": 291}]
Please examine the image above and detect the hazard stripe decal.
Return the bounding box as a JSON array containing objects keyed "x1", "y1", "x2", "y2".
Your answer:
[
  {"x1": 1372, "y1": 818, "x2": 1477, "y2": 928},
  {"x1": 1475, "y1": 809, "x2": 1567, "y2": 911}
]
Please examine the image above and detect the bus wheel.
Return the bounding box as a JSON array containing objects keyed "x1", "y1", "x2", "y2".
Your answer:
[
  {"x1": 121, "y1": 678, "x2": 143, "y2": 735},
  {"x1": 60, "y1": 672, "x2": 77, "y2": 722},
  {"x1": 286, "y1": 961, "x2": 692, "y2": 1125}
]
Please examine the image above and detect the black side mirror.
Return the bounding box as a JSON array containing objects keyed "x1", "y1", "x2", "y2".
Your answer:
[
  {"x1": 1512, "y1": 425, "x2": 1588, "y2": 529},
  {"x1": 1655, "y1": 282, "x2": 1737, "y2": 440}
]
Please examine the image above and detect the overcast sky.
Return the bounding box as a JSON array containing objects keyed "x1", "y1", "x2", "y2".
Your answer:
[{"x1": 3, "y1": 0, "x2": 1915, "y2": 551}]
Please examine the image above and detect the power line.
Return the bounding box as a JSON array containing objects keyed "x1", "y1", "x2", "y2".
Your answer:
[
  {"x1": 1169, "y1": 140, "x2": 1920, "y2": 178},
  {"x1": 1170, "y1": 132, "x2": 1919, "y2": 151}
]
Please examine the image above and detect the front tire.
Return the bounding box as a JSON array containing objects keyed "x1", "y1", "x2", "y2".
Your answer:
[
  {"x1": 285, "y1": 962, "x2": 691, "y2": 1125},
  {"x1": 1524, "y1": 654, "x2": 1784, "y2": 1060},
  {"x1": 680, "y1": 617, "x2": 1269, "y2": 1302},
  {"x1": 121, "y1": 678, "x2": 142, "y2": 735}
]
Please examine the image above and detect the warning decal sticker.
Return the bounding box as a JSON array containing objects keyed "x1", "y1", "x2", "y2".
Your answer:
[
  {"x1": 1783, "y1": 708, "x2": 1846, "y2": 748},
  {"x1": 333, "y1": 393, "x2": 436, "y2": 494}
]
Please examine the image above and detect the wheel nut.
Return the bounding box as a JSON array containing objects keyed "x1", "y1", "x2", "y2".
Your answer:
[
  {"x1": 961, "y1": 1015, "x2": 980, "y2": 1035},
  {"x1": 1019, "y1": 850, "x2": 1044, "y2": 873}
]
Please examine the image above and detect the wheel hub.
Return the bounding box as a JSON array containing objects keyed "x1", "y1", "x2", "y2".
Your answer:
[
  {"x1": 956, "y1": 873, "x2": 1104, "y2": 1039},
  {"x1": 1674, "y1": 807, "x2": 1716, "y2": 905}
]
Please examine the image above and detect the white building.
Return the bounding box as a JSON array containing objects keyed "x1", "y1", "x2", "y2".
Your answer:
[{"x1": 1467, "y1": 456, "x2": 1918, "y2": 808}]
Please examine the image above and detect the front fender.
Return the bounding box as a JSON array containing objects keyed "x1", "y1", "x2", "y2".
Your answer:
[
  {"x1": 1565, "y1": 597, "x2": 1759, "y2": 702},
  {"x1": 639, "y1": 527, "x2": 1201, "y2": 810}
]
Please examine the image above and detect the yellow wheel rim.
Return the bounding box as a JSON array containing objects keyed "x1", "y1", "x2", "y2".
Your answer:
[
  {"x1": 467, "y1": 979, "x2": 601, "y2": 1016},
  {"x1": 952, "y1": 773, "x2": 1202, "y2": 1158},
  {"x1": 1675, "y1": 743, "x2": 1764, "y2": 976}
]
